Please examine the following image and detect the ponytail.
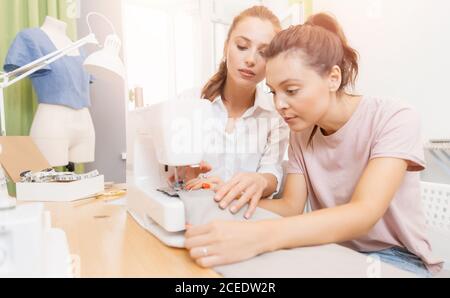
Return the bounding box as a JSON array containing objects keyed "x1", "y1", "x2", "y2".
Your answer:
[
  {"x1": 266, "y1": 12, "x2": 359, "y2": 93},
  {"x1": 306, "y1": 13, "x2": 359, "y2": 91},
  {"x1": 201, "y1": 60, "x2": 227, "y2": 101},
  {"x1": 265, "y1": 13, "x2": 359, "y2": 146}
]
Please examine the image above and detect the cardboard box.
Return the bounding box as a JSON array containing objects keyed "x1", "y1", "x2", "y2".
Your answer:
[
  {"x1": 0, "y1": 137, "x2": 104, "y2": 202},
  {"x1": 16, "y1": 175, "x2": 104, "y2": 202}
]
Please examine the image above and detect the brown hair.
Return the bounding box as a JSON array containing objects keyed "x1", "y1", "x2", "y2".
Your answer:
[
  {"x1": 265, "y1": 13, "x2": 359, "y2": 145},
  {"x1": 201, "y1": 6, "x2": 282, "y2": 101}
]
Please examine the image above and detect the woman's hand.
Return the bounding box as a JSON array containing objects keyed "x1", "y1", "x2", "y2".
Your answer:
[
  {"x1": 185, "y1": 220, "x2": 267, "y2": 268},
  {"x1": 214, "y1": 173, "x2": 269, "y2": 219},
  {"x1": 167, "y1": 161, "x2": 212, "y2": 187},
  {"x1": 185, "y1": 176, "x2": 224, "y2": 191}
]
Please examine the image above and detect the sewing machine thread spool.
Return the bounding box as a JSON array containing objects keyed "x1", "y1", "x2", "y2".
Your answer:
[
  {"x1": 134, "y1": 86, "x2": 144, "y2": 108},
  {"x1": 173, "y1": 167, "x2": 184, "y2": 191}
]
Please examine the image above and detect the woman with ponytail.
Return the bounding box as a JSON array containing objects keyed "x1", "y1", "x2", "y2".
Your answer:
[
  {"x1": 185, "y1": 13, "x2": 443, "y2": 277},
  {"x1": 178, "y1": 6, "x2": 289, "y2": 219}
]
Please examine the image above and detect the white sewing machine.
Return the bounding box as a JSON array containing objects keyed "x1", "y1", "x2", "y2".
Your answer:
[
  {"x1": 0, "y1": 143, "x2": 73, "y2": 277},
  {"x1": 126, "y1": 98, "x2": 212, "y2": 248},
  {"x1": 0, "y1": 184, "x2": 72, "y2": 277}
]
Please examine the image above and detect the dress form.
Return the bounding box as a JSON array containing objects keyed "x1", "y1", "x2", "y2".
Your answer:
[{"x1": 29, "y1": 16, "x2": 95, "y2": 167}]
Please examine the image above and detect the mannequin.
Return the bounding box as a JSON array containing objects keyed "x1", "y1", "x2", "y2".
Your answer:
[
  {"x1": 31, "y1": 16, "x2": 95, "y2": 167},
  {"x1": 41, "y1": 16, "x2": 80, "y2": 56},
  {"x1": 4, "y1": 16, "x2": 96, "y2": 168}
]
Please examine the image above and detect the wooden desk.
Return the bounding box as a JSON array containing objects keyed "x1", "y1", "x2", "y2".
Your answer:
[{"x1": 45, "y1": 200, "x2": 220, "y2": 278}]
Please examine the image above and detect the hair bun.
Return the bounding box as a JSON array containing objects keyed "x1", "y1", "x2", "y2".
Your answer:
[{"x1": 307, "y1": 13, "x2": 346, "y2": 41}]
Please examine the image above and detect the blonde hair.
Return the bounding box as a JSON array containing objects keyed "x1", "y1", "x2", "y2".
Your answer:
[{"x1": 201, "y1": 6, "x2": 282, "y2": 101}]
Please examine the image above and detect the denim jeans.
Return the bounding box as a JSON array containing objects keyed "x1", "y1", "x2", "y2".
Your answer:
[{"x1": 362, "y1": 247, "x2": 431, "y2": 278}]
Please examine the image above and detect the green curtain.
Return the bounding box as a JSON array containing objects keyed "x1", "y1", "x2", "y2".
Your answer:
[
  {"x1": 289, "y1": 0, "x2": 313, "y2": 17},
  {"x1": 0, "y1": 1, "x2": 82, "y2": 195},
  {"x1": 0, "y1": 0, "x2": 77, "y2": 136},
  {"x1": 304, "y1": 0, "x2": 313, "y2": 17}
]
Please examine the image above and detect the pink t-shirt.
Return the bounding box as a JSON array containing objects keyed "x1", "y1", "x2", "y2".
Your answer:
[{"x1": 287, "y1": 96, "x2": 443, "y2": 274}]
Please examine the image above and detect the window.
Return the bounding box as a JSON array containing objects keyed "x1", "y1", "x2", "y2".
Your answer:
[
  {"x1": 210, "y1": 0, "x2": 305, "y2": 72},
  {"x1": 122, "y1": 0, "x2": 304, "y2": 109},
  {"x1": 123, "y1": 0, "x2": 200, "y2": 108}
]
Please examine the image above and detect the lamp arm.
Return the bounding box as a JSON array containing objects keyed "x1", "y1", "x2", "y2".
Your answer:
[
  {"x1": 0, "y1": 33, "x2": 98, "y2": 136},
  {"x1": 1, "y1": 34, "x2": 98, "y2": 89},
  {"x1": 86, "y1": 12, "x2": 117, "y2": 36},
  {"x1": 1, "y1": 12, "x2": 119, "y2": 136}
]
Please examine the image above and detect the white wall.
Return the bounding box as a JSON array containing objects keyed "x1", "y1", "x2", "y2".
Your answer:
[
  {"x1": 208, "y1": 0, "x2": 305, "y2": 81},
  {"x1": 121, "y1": 0, "x2": 301, "y2": 108},
  {"x1": 78, "y1": 0, "x2": 127, "y2": 183},
  {"x1": 123, "y1": 0, "x2": 204, "y2": 107},
  {"x1": 313, "y1": 0, "x2": 450, "y2": 140}
]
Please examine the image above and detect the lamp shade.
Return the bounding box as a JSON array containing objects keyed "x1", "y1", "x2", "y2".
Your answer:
[{"x1": 84, "y1": 34, "x2": 126, "y2": 80}]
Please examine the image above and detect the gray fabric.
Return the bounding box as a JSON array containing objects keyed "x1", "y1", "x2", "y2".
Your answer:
[
  {"x1": 435, "y1": 270, "x2": 450, "y2": 278},
  {"x1": 179, "y1": 190, "x2": 415, "y2": 278}
]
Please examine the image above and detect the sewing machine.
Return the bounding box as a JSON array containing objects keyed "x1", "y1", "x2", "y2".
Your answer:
[
  {"x1": 126, "y1": 98, "x2": 213, "y2": 248},
  {"x1": 0, "y1": 181, "x2": 72, "y2": 278}
]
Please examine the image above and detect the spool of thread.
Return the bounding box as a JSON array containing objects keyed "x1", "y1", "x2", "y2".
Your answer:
[{"x1": 134, "y1": 86, "x2": 144, "y2": 108}]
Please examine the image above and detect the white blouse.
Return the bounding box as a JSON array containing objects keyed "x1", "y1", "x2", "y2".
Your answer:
[{"x1": 178, "y1": 86, "x2": 289, "y2": 194}]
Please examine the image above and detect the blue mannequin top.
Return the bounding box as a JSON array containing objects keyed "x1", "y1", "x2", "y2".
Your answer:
[{"x1": 3, "y1": 28, "x2": 92, "y2": 110}]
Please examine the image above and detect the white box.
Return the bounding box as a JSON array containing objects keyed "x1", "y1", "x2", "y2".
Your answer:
[
  {"x1": 0, "y1": 137, "x2": 105, "y2": 203},
  {"x1": 16, "y1": 175, "x2": 105, "y2": 202}
]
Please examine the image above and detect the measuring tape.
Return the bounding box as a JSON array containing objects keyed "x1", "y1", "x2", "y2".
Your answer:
[
  {"x1": 0, "y1": 146, "x2": 6, "y2": 187},
  {"x1": 0, "y1": 169, "x2": 7, "y2": 187},
  {"x1": 20, "y1": 169, "x2": 100, "y2": 183},
  {"x1": 54, "y1": 170, "x2": 99, "y2": 182},
  {"x1": 0, "y1": 176, "x2": 7, "y2": 186}
]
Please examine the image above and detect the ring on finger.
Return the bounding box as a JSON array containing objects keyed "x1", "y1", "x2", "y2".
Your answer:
[{"x1": 202, "y1": 247, "x2": 208, "y2": 257}]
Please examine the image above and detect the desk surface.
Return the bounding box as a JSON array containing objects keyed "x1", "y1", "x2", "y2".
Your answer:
[{"x1": 45, "y1": 200, "x2": 220, "y2": 278}]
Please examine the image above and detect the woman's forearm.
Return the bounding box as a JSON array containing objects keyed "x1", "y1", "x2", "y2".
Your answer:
[
  {"x1": 258, "y1": 173, "x2": 308, "y2": 217},
  {"x1": 261, "y1": 202, "x2": 375, "y2": 253},
  {"x1": 258, "y1": 197, "x2": 303, "y2": 217},
  {"x1": 254, "y1": 159, "x2": 407, "y2": 255}
]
